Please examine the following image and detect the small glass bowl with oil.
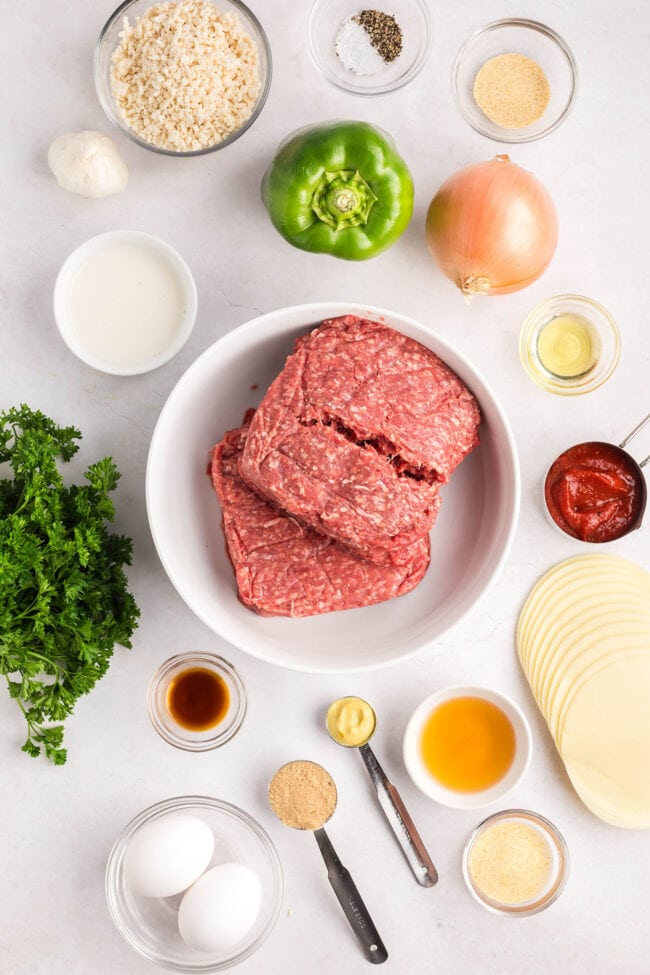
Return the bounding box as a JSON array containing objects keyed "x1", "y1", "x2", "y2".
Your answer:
[
  {"x1": 147, "y1": 652, "x2": 247, "y2": 751},
  {"x1": 519, "y1": 294, "x2": 620, "y2": 395}
]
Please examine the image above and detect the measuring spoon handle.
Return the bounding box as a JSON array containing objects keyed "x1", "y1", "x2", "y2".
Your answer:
[
  {"x1": 359, "y1": 743, "x2": 438, "y2": 888},
  {"x1": 313, "y1": 827, "x2": 388, "y2": 965}
]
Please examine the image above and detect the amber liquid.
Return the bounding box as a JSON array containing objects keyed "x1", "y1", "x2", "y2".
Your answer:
[
  {"x1": 166, "y1": 668, "x2": 230, "y2": 732},
  {"x1": 420, "y1": 697, "x2": 516, "y2": 793}
]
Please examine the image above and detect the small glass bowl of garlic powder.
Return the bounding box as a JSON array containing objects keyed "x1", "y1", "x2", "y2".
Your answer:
[
  {"x1": 462, "y1": 809, "x2": 569, "y2": 916},
  {"x1": 453, "y1": 19, "x2": 577, "y2": 143}
]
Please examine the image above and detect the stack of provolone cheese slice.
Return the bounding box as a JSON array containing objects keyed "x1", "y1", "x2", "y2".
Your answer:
[{"x1": 517, "y1": 554, "x2": 650, "y2": 828}]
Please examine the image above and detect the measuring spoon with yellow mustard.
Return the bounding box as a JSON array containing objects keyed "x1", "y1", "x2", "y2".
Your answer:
[{"x1": 326, "y1": 697, "x2": 438, "y2": 888}]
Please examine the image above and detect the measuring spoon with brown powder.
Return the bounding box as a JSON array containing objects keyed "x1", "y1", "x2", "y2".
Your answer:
[{"x1": 268, "y1": 760, "x2": 388, "y2": 965}]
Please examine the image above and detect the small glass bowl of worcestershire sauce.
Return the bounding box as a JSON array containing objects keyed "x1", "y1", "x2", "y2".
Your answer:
[
  {"x1": 147, "y1": 652, "x2": 246, "y2": 751},
  {"x1": 519, "y1": 294, "x2": 620, "y2": 395}
]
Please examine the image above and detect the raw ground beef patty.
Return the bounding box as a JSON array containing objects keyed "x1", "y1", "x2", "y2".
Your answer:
[
  {"x1": 210, "y1": 411, "x2": 431, "y2": 618},
  {"x1": 239, "y1": 316, "x2": 481, "y2": 565}
]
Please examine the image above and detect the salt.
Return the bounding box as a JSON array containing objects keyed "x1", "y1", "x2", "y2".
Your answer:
[{"x1": 335, "y1": 16, "x2": 385, "y2": 76}]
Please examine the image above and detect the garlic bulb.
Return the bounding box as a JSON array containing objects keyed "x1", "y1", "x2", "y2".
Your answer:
[{"x1": 47, "y1": 131, "x2": 129, "y2": 198}]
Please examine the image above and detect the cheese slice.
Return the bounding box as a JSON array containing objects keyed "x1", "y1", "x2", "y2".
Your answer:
[
  {"x1": 549, "y1": 624, "x2": 650, "y2": 739},
  {"x1": 517, "y1": 556, "x2": 648, "y2": 674},
  {"x1": 559, "y1": 652, "x2": 650, "y2": 828},
  {"x1": 517, "y1": 554, "x2": 650, "y2": 828},
  {"x1": 531, "y1": 594, "x2": 647, "y2": 706}
]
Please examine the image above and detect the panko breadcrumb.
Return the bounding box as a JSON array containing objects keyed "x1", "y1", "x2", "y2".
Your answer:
[{"x1": 110, "y1": 0, "x2": 261, "y2": 152}]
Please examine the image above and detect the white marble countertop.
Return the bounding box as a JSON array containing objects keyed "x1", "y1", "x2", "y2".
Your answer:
[{"x1": 2, "y1": 1, "x2": 649, "y2": 973}]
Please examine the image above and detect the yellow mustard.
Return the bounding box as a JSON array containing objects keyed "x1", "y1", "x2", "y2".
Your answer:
[{"x1": 326, "y1": 697, "x2": 376, "y2": 747}]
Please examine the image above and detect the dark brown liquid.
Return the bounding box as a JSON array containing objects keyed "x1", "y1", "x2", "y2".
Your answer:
[{"x1": 167, "y1": 668, "x2": 230, "y2": 731}]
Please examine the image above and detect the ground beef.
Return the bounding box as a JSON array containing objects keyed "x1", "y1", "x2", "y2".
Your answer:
[
  {"x1": 239, "y1": 316, "x2": 481, "y2": 564},
  {"x1": 210, "y1": 411, "x2": 431, "y2": 618}
]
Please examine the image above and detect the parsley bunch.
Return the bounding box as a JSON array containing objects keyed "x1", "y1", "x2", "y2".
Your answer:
[{"x1": 0, "y1": 405, "x2": 140, "y2": 764}]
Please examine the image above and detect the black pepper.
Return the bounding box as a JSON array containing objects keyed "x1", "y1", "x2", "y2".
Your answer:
[{"x1": 353, "y1": 9, "x2": 403, "y2": 64}]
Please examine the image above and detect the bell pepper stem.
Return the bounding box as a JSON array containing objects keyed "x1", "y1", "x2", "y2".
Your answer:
[
  {"x1": 331, "y1": 189, "x2": 357, "y2": 213},
  {"x1": 311, "y1": 170, "x2": 378, "y2": 231}
]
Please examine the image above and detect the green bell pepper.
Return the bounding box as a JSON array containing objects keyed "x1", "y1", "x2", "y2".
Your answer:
[{"x1": 261, "y1": 120, "x2": 414, "y2": 261}]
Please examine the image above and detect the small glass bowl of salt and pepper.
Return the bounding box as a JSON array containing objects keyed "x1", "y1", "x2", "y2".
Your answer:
[{"x1": 307, "y1": 0, "x2": 431, "y2": 95}]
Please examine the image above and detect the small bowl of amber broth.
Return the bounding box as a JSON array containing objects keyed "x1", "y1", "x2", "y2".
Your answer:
[{"x1": 403, "y1": 686, "x2": 532, "y2": 809}]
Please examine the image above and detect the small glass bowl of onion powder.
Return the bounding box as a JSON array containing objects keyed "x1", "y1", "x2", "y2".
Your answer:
[
  {"x1": 462, "y1": 809, "x2": 569, "y2": 916},
  {"x1": 307, "y1": 0, "x2": 431, "y2": 95}
]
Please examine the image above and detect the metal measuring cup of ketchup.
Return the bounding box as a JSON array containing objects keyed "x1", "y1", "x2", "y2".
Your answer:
[{"x1": 543, "y1": 414, "x2": 649, "y2": 543}]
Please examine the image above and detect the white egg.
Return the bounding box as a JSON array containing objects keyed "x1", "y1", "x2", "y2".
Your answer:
[
  {"x1": 123, "y1": 813, "x2": 214, "y2": 898},
  {"x1": 178, "y1": 862, "x2": 263, "y2": 954}
]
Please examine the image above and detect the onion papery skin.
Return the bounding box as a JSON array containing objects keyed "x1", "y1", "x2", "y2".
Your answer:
[{"x1": 425, "y1": 155, "x2": 559, "y2": 298}]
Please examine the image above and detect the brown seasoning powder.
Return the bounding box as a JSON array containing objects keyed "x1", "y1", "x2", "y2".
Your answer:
[
  {"x1": 468, "y1": 820, "x2": 553, "y2": 905},
  {"x1": 268, "y1": 760, "x2": 337, "y2": 830},
  {"x1": 473, "y1": 53, "x2": 550, "y2": 129}
]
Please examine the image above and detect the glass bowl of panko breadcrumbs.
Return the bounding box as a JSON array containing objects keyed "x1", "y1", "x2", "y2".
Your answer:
[{"x1": 95, "y1": 0, "x2": 271, "y2": 156}]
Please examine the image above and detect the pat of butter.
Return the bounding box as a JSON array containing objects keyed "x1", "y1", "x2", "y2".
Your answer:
[{"x1": 326, "y1": 697, "x2": 375, "y2": 747}]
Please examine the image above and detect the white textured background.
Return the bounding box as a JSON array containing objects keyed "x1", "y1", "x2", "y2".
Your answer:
[{"x1": 1, "y1": 1, "x2": 649, "y2": 973}]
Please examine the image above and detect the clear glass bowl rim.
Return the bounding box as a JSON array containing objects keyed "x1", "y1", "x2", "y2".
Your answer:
[
  {"x1": 306, "y1": 0, "x2": 433, "y2": 96},
  {"x1": 94, "y1": 0, "x2": 273, "y2": 156},
  {"x1": 462, "y1": 807, "x2": 570, "y2": 916},
  {"x1": 105, "y1": 794, "x2": 284, "y2": 972},
  {"x1": 147, "y1": 652, "x2": 247, "y2": 751},
  {"x1": 452, "y1": 17, "x2": 578, "y2": 143}
]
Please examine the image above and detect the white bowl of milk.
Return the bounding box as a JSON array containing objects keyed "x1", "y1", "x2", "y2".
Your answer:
[{"x1": 54, "y1": 230, "x2": 197, "y2": 375}]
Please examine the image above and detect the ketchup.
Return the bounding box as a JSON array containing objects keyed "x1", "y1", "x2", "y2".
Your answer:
[{"x1": 544, "y1": 441, "x2": 644, "y2": 542}]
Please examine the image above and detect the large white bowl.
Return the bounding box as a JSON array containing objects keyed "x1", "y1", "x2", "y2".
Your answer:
[{"x1": 146, "y1": 303, "x2": 519, "y2": 672}]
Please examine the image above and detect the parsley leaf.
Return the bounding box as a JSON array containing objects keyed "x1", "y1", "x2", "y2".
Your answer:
[{"x1": 0, "y1": 405, "x2": 140, "y2": 764}]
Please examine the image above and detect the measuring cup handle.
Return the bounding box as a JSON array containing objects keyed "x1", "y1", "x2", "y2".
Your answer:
[
  {"x1": 359, "y1": 743, "x2": 438, "y2": 888},
  {"x1": 313, "y1": 827, "x2": 388, "y2": 965},
  {"x1": 619, "y1": 413, "x2": 650, "y2": 453}
]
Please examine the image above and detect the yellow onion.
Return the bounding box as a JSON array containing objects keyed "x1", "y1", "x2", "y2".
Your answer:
[{"x1": 425, "y1": 155, "x2": 558, "y2": 298}]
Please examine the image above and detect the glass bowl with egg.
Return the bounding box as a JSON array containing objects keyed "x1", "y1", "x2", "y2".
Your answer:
[
  {"x1": 519, "y1": 294, "x2": 620, "y2": 395},
  {"x1": 307, "y1": 0, "x2": 432, "y2": 96},
  {"x1": 402, "y1": 686, "x2": 532, "y2": 809},
  {"x1": 462, "y1": 809, "x2": 569, "y2": 916},
  {"x1": 452, "y1": 19, "x2": 577, "y2": 143},
  {"x1": 94, "y1": 0, "x2": 272, "y2": 156},
  {"x1": 105, "y1": 795, "x2": 283, "y2": 972}
]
